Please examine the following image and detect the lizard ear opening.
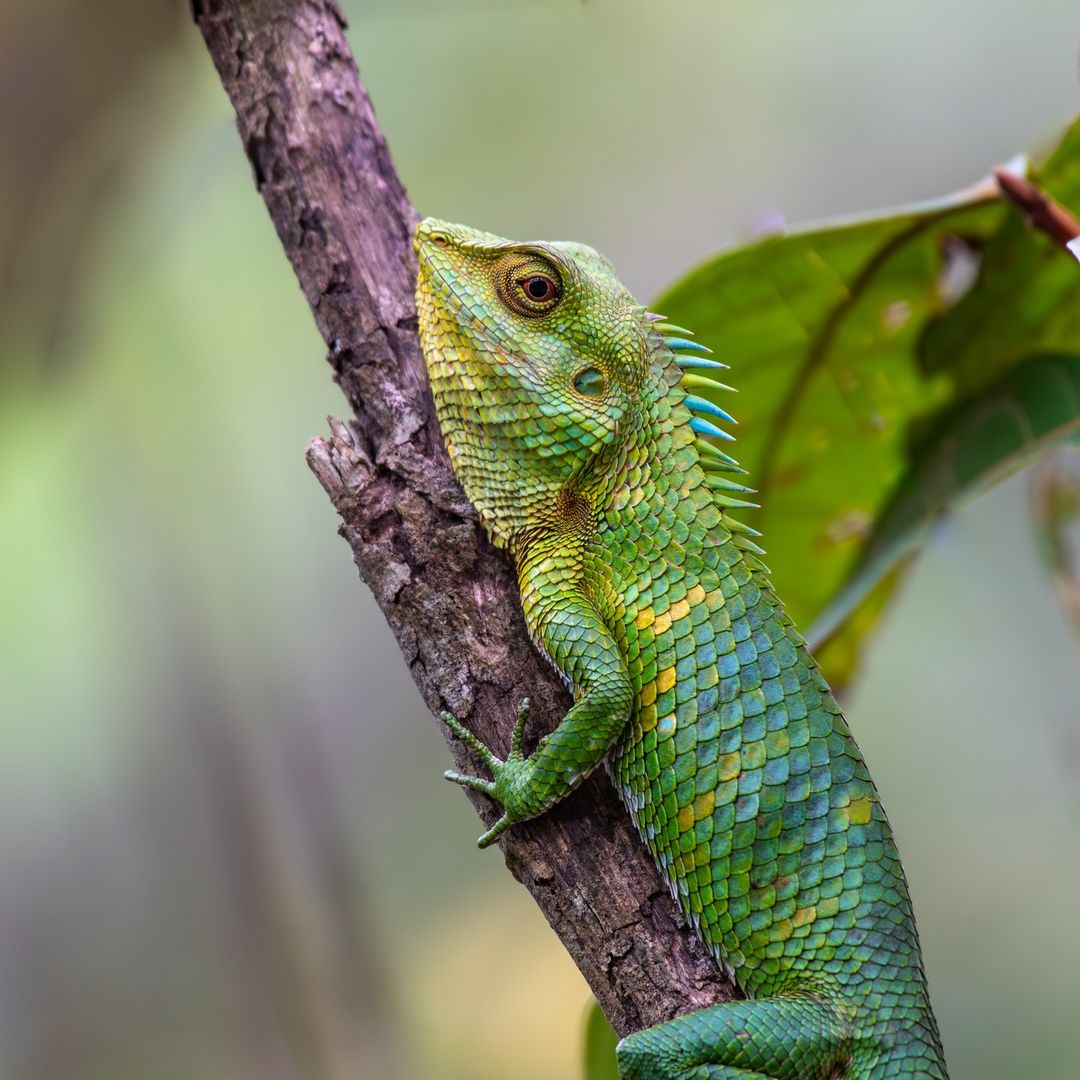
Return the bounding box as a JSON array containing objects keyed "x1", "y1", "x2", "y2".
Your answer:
[{"x1": 573, "y1": 366, "x2": 606, "y2": 398}]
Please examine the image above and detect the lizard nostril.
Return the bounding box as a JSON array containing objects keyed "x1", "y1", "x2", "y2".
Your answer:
[{"x1": 430, "y1": 232, "x2": 449, "y2": 248}]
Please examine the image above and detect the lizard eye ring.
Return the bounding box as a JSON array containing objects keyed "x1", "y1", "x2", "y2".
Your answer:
[{"x1": 495, "y1": 255, "x2": 563, "y2": 317}]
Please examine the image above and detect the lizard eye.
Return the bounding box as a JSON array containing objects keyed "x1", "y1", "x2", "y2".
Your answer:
[
  {"x1": 496, "y1": 255, "x2": 563, "y2": 317},
  {"x1": 573, "y1": 367, "x2": 606, "y2": 397}
]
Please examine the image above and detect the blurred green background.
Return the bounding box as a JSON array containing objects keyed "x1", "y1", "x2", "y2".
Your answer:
[{"x1": 2, "y1": 2, "x2": 1080, "y2": 1078}]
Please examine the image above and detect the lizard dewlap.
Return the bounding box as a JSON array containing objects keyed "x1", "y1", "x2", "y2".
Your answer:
[{"x1": 415, "y1": 218, "x2": 947, "y2": 1080}]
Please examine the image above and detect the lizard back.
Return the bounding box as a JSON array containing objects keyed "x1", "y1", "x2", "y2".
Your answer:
[{"x1": 587, "y1": 331, "x2": 945, "y2": 1074}]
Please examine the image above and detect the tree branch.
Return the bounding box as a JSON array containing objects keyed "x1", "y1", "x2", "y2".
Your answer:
[{"x1": 191, "y1": 0, "x2": 733, "y2": 1040}]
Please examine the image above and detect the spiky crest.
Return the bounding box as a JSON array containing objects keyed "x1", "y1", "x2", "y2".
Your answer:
[{"x1": 646, "y1": 314, "x2": 769, "y2": 571}]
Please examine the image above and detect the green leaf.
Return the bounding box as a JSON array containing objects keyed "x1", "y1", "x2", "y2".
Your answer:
[
  {"x1": 582, "y1": 1000, "x2": 620, "y2": 1080},
  {"x1": 654, "y1": 115, "x2": 1080, "y2": 684},
  {"x1": 812, "y1": 352, "x2": 1080, "y2": 651}
]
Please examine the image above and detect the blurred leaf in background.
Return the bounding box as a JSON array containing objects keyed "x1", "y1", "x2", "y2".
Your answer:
[
  {"x1": 582, "y1": 1001, "x2": 620, "y2": 1080},
  {"x1": 3, "y1": 2, "x2": 1080, "y2": 1079},
  {"x1": 656, "y1": 117, "x2": 1080, "y2": 689}
]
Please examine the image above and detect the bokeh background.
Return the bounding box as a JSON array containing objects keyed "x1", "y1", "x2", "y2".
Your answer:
[{"x1": 3, "y1": 2, "x2": 1080, "y2": 1078}]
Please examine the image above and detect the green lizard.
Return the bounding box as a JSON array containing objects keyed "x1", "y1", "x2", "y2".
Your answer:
[{"x1": 414, "y1": 218, "x2": 947, "y2": 1080}]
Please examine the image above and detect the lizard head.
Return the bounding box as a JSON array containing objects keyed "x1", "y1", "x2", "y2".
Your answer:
[{"x1": 415, "y1": 218, "x2": 658, "y2": 551}]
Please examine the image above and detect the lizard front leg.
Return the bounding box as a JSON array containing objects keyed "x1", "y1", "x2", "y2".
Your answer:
[{"x1": 443, "y1": 596, "x2": 633, "y2": 847}]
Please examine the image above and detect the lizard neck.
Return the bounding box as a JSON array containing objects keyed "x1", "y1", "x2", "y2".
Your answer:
[{"x1": 513, "y1": 336, "x2": 723, "y2": 585}]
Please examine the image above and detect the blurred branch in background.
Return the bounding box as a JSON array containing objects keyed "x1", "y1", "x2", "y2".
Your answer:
[
  {"x1": 1031, "y1": 447, "x2": 1080, "y2": 648},
  {"x1": 191, "y1": 0, "x2": 731, "y2": 1044},
  {"x1": 1030, "y1": 447, "x2": 1080, "y2": 773},
  {"x1": 0, "y1": 1, "x2": 182, "y2": 381}
]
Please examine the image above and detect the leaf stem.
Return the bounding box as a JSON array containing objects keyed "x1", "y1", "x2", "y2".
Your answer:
[{"x1": 993, "y1": 167, "x2": 1080, "y2": 262}]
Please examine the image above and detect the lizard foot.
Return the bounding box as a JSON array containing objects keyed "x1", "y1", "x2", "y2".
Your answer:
[{"x1": 443, "y1": 698, "x2": 531, "y2": 848}]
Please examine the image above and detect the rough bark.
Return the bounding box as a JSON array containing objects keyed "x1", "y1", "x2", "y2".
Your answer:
[{"x1": 192, "y1": 0, "x2": 734, "y2": 1039}]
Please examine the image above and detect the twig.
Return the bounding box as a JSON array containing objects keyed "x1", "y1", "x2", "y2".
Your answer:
[
  {"x1": 994, "y1": 166, "x2": 1080, "y2": 262},
  {"x1": 191, "y1": 0, "x2": 733, "y2": 1042}
]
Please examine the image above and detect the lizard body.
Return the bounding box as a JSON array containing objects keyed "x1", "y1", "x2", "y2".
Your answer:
[{"x1": 414, "y1": 219, "x2": 947, "y2": 1080}]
